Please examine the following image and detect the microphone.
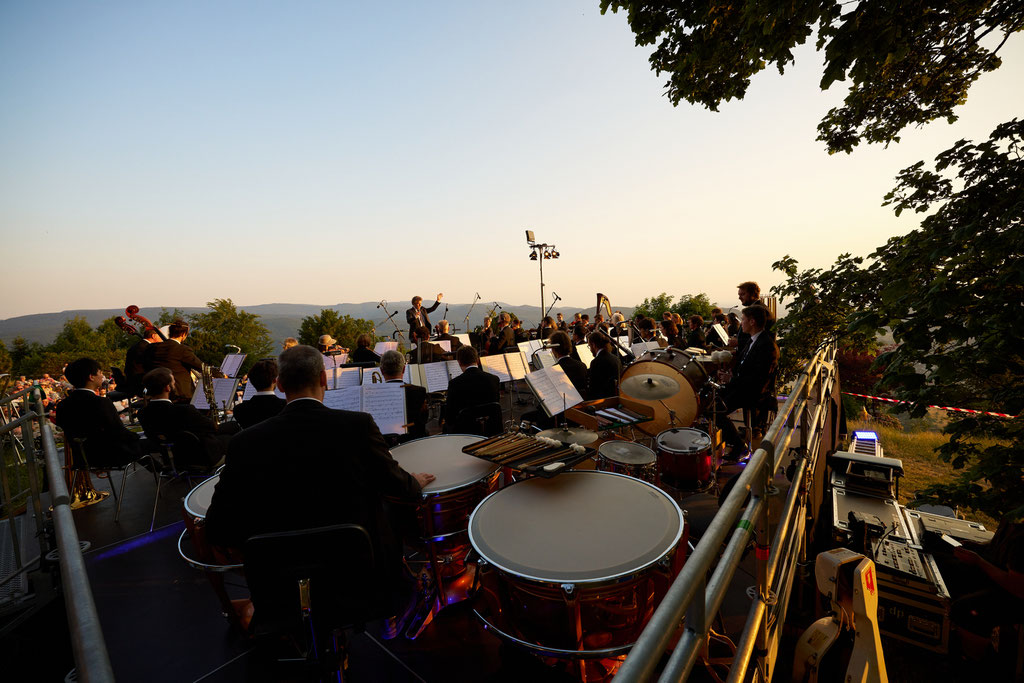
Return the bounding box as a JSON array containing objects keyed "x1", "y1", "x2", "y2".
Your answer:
[{"x1": 552, "y1": 292, "x2": 561, "y2": 300}]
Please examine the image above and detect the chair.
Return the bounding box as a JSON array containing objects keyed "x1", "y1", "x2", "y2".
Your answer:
[
  {"x1": 454, "y1": 401, "x2": 503, "y2": 436},
  {"x1": 147, "y1": 432, "x2": 217, "y2": 531},
  {"x1": 67, "y1": 436, "x2": 154, "y2": 522},
  {"x1": 243, "y1": 524, "x2": 376, "y2": 680}
]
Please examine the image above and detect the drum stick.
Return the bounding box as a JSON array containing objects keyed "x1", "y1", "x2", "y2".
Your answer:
[
  {"x1": 494, "y1": 441, "x2": 549, "y2": 463},
  {"x1": 518, "y1": 448, "x2": 575, "y2": 469},
  {"x1": 463, "y1": 432, "x2": 511, "y2": 453},
  {"x1": 477, "y1": 435, "x2": 525, "y2": 456}
]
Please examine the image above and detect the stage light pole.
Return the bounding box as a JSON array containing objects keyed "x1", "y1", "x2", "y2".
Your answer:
[{"x1": 526, "y1": 230, "x2": 559, "y2": 324}]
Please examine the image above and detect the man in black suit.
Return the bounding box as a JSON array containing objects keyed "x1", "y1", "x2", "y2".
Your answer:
[
  {"x1": 138, "y1": 368, "x2": 233, "y2": 469},
  {"x1": 587, "y1": 331, "x2": 621, "y2": 400},
  {"x1": 433, "y1": 320, "x2": 462, "y2": 355},
  {"x1": 55, "y1": 357, "x2": 140, "y2": 468},
  {"x1": 408, "y1": 326, "x2": 449, "y2": 365},
  {"x1": 233, "y1": 359, "x2": 286, "y2": 429},
  {"x1": 143, "y1": 319, "x2": 203, "y2": 402},
  {"x1": 124, "y1": 327, "x2": 162, "y2": 397},
  {"x1": 716, "y1": 305, "x2": 779, "y2": 459},
  {"x1": 349, "y1": 334, "x2": 381, "y2": 364},
  {"x1": 521, "y1": 331, "x2": 588, "y2": 429},
  {"x1": 406, "y1": 293, "x2": 443, "y2": 340},
  {"x1": 444, "y1": 346, "x2": 500, "y2": 434},
  {"x1": 380, "y1": 350, "x2": 429, "y2": 441},
  {"x1": 204, "y1": 345, "x2": 434, "y2": 616},
  {"x1": 734, "y1": 281, "x2": 776, "y2": 348},
  {"x1": 487, "y1": 312, "x2": 515, "y2": 354}
]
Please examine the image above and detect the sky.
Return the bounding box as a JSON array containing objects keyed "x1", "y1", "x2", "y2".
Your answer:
[{"x1": 1, "y1": 2, "x2": 1022, "y2": 320}]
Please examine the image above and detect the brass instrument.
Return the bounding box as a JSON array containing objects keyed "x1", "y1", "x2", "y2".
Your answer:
[
  {"x1": 202, "y1": 364, "x2": 219, "y2": 428},
  {"x1": 596, "y1": 292, "x2": 614, "y2": 320}
]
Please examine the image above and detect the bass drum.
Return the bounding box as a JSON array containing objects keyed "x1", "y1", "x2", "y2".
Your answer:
[
  {"x1": 620, "y1": 348, "x2": 708, "y2": 436},
  {"x1": 390, "y1": 434, "x2": 500, "y2": 577},
  {"x1": 470, "y1": 471, "x2": 686, "y2": 657}
]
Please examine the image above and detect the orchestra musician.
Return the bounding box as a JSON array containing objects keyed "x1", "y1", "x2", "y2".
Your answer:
[
  {"x1": 443, "y1": 346, "x2": 500, "y2": 433},
  {"x1": 380, "y1": 350, "x2": 428, "y2": 441},
  {"x1": 142, "y1": 319, "x2": 203, "y2": 402},
  {"x1": 549, "y1": 331, "x2": 588, "y2": 400},
  {"x1": 282, "y1": 337, "x2": 298, "y2": 351},
  {"x1": 204, "y1": 345, "x2": 435, "y2": 621},
  {"x1": 317, "y1": 334, "x2": 348, "y2": 356},
  {"x1": 660, "y1": 319, "x2": 680, "y2": 348},
  {"x1": 555, "y1": 312, "x2": 568, "y2": 332},
  {"x1": 685, "y1": 315, "x2": 707, "y2": 350},
  {"x1": 511, "y1": 318, "x2": 528, "y2": 344},
  {"x1": 138, "y1": 368, "x2": 236, "y2": 470},
  {"x1": 406, "y1": 293, "x2": 443, "y2": 340},
  {"x1": 736, "y1": 281, "x2": 775, "y2": 348},
  {"x1": 124, "y1": 326, "x2": 162, "y2": 397},
  {"x1": 586, "y1": 331, "x2": 621, "y2": 400},
  {"x1": 714, "y1": 306, "x2": 779, "y2": 460},
  {"x1": 409, "y1": 326, "x2": 449, "y2": 364},
  {"x1": 232, "y1": 359, "x2": 286, "y2": 429},
  {"x1": 433, "y1": 320, "x2": 463, "y2": 355},
  {"x1": 350, "y1": 334, "x2": 381, "y2": 363},
  {"x1": 55, "y1": 357, "x2": 140, "y2": 468},
  {"x1": 487, "y1": 312, "x2": 515, "y2": 354}
]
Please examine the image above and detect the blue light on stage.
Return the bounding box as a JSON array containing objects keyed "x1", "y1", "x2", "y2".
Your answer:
[{"x1": 853, "y1": 431, "x2": 879, "y2": 441}]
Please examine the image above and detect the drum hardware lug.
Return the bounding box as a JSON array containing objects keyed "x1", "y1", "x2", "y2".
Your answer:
[{"x1": 560, "y1": 583, "x2": 576, "y2": 597}]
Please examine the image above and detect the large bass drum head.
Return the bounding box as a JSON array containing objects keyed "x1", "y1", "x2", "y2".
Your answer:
[
  {"x1": 469, "y1": 471, "x2": 683, "y2": 583},
  {"x1": 620, "y1": 355, "x2": 700, "y2": 435}
]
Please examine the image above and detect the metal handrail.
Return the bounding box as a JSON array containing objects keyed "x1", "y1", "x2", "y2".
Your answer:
[
  {"x1": 614, "y1": 344, "x2": 839, "y2": 682},
  {"x1": 35, "y1": 398, "x2": 116, "y2": 682}
]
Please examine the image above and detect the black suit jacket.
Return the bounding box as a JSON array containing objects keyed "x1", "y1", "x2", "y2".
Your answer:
[
  {"x1": 406, "y1": 300, "x2": 441, "y2": 339},
  {"x1": 204, "y1": 400, "x2": 422, "y2": 612},
  {"x1": 233, "y1": 394, "x2": 287, "y2": 430},
  {"x1": 408, "y1": 341, "x2": 449, "y2": 364},
  {"x1": 555, "y1": 355, "x2": 589, "y2": 401},
  {"x1": 124, "y1": 339, "x2": 151, "y2": 396},
  {"x1": 143, "y1": 340, "x2": 203, "y2": 401},
  {"x1": 434, "y1": 333, "x2": 462, "y2": 355},
  {"x1": 139, "y1": 400, "x2": 224, "y2": 468},
  {"x1": 390, "y1": 381, "x2": 428, "y2": 440},
  {"x1": 588, "y1": 349, "x2": 621, "y2": 400},
  {"x1": 488, "y1": 326, "x2": 515, "y2": 354},
  {"x1": 444, "y1": 366, "x2": 500, "y2": 432},
  {"x1": 350, "y1": 347, "x2": 381, "y2": 364},
  {"x1": 55, "y1": 390, "x2": 139, "y2": 467},
  {"x1": 723, "y1": 333, "x2": 779, "y2": 410}
]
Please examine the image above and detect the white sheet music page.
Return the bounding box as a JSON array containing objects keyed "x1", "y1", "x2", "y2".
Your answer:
[
  {"x1": 240, "y1": 382, "x2": 285, "y2": 401},
  {"x1": 505, "y1": 351, "x2": 530, "y2": 380},
  {"x1": 422, "y1": 362, "x2": 450, "y2": 392},
  {"x1": 446, "y1": 360, "x2": 463, "y2": 380},
  {"x1": 480, "y1": 354, "x2": 512, "y2": 383},
  {"x1": 362, "y1": 384, "x2": 407, "y2": 434},
  {"x1": 402, "y1": 364, "x2": 425, "y2": 388},
  {"x1": 454, "y1": 334, "x2": 471, "y2": 347},
  {"x1": 711, "y1": 323, "x2": 729, "y2": 345},
  {"x1": 576, "y1": 343, "x2": 595, "y2": 366},
  {"x1": 337, "y1": 367, "x2": 361, "y2": 389},
  {"x1": 219, "y1": 354, "x2": 246, "y2": 378},
  {"x1": 529, "y1": 339, "x2": 544, "y2": 355},
  {"x1": 435, "y1": 340, "x2": 451, "y2": 353},
  {"x1": 323, "y1": 386, "x2": 362, "y2": 412},
  {"x1": 373, "y1": 341, "x2": 398, "y2": 355},
  {"x1": 517, "y1": 341, "x2": 533, "y2": 356},
  {"x1": 534, "y1": 348, "x2": 556, "y2": 369},
  {"x1": 192, "y1": 378, "x2": 239, "y2": 410},
  {"x1": 524, "y1": 365, "x2": 583, "y2": 417}
]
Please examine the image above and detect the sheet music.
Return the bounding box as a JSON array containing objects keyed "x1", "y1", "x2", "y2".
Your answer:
[
  {"x1": 454, "y1": 334, "x2": 470, "y2": 347},
  {"x1": 480, "y1": 354, "x2": 512, "y2": 383},
  {"x1": 362, "y1": 384, "x2": 407, "y2": 435},
  {"x1": 505, "y1": 351, "x2": 530, "y2": 380},
  {"x1": 334, "y1": 366, "x2": 361, "y2": 389},
  {"x1": 631, "y1": 341, "x2": 661, "y2": 356},
  {"x1": 523, "y1": 365, "x2": 584, "y2": 417},
  {"x1": 219, "y1": 353, "x2": 246, "y2": 378},
  {"x1": 517, "y1": 341, "x2": 533, "y2": 356},
  {"x1": 446, "y1": 360, "x2": 463, "y2": 380},
  {"x1": 323, "y1": 386, "x2": 362, "y2": 412},
  {"x1": 422, "y1": 362, "x2": 450, "y2": 392},
  {"x1": 373, "y1": 341, "x2": 398, "y2": 355},
  {"x1": 362, "y1": 366, "x2": 386, "y2": 385},
  {"x1": 534, "y1": 348, "x2": 556, "y2": 369},
  {"x1": 711, "y1": 323, "x2": 729, "y2": 345},
  {"x1": 576, "y1": 343, "x2": 595, "y2": 366},
  {"x1": 240, "y1": 382, "x2": 285, "y2": 401},
  {"x1": 191, "y1": 378, "x2": 240, "y2": 410},
  {"x1": 529, "y1": 339, "x2": 544, "y2": 355},
  {"x1": 435, "y1": 340, "x2": 451, "y2": 353}
]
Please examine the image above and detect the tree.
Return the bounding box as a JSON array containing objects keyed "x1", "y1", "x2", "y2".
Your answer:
[
  {"x1": 632, "y1": 293, "x2": 676, "y2": 320},
  {"x1": 0, "y1": 339, "x2": 12, "y2": 376},
  {"x1": 187, "y1": 299, "x2": 274, "y2": 375},
  {"x1": 774, "y1": 121, "x2": 1024, "y2": 518},
  {"x1": 599, "y1": 1, "x2": 1024, "y2": 153},
  {"x1": 297, "y1": 309, "x2": 378, "y2": 352},
  {"x1": 633, "y1": 292, "x2": 715, "y2": 321}
]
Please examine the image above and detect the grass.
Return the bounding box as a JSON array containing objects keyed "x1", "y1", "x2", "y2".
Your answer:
[{"x1": 847, "y1": 414, "x2": 998, "y2": 529}]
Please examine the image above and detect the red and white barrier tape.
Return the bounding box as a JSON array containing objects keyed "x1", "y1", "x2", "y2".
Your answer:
[{"x1": 841, "y1": 391, "x2": 1016, "y2": 419}]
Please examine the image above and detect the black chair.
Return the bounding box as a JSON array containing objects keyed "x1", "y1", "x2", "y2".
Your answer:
[
  {"x1": 147, "y1": 432, "x2": 217, "y2": 531},
  {"x1": 67, "y1": 436, "x2": 155, "y2": 523},
  {"x1": 454, "y1": 401, "x2": 503, "y2": 436},
  {"x1": 244, "y1": 524, "x2": 376, "y2": 680}
]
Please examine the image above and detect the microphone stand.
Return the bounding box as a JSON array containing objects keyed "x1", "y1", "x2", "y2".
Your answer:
[
  {"x1": 378, "y1": 300, "x2": 407, "y2": 346},
  {"x1": 464, "y1": 293, "x2": 481, "y2": 336}
]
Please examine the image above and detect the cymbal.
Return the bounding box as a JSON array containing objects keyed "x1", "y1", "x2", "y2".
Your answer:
[
  {"x1": 620, "y1": 374, "x2": 680, "y2": 400},
  {"x1": 537, "y1": 427, "x2": 599, "y2": 445}
]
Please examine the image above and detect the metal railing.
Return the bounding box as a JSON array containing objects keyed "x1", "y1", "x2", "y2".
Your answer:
[
  {"x1": 615, "y1": 343, "x2": 840, "y2": 683},
  {"x1": 0, "y1": 389, "x2": 115, "y2": 682}
]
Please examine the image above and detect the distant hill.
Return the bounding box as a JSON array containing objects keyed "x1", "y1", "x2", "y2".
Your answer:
[{"x1": 0, "y1": 302, "x2": 633, "y2": 345}]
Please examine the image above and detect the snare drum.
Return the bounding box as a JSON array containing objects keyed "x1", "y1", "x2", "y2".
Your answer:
[
  {"x1": 390, "y1": 435, "x2": 500, "y2": 576},
  {"x1": 620, "y1": 348, "x2": 708, "y2": 436},
  {"x1": 181, "y1": 474, "x2": 239, "y2": 567},
  {"x1": 470, "y1": 471, "x2": 686, "y2": 656},
  {"x1": 596, "y1": 441, "x2": 658, "y2": 484},
  {"x1": 655, "y1": 428, "x2": 713, "y2": 487}
]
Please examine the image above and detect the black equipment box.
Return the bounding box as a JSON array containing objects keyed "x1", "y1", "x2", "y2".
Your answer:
[
  {"x1": 830, "y1": 450, "x2": 904, "y2": 499},
  {"x1": 903, "y1": 508, "x2": 994, "y2": 550},
  {"x1": 832, "y1": 488, "x2": 910, "y2": 543},
  {"x1": 872, "y1": 537, "x2": 951, "y2": 653}
]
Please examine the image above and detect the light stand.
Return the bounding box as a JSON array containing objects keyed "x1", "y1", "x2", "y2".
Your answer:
[{"x1": 525, "y1": 229, "x2": 559, "y2": 323}]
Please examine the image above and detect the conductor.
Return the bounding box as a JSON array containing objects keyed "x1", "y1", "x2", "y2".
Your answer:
[{"x1": 406, "y1": 293, "x2": 443, "y2": 340}]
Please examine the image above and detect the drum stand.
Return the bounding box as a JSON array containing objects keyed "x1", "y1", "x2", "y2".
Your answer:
[{"x1": 399, "y1": 517, "x2": 476, "y2": 640}]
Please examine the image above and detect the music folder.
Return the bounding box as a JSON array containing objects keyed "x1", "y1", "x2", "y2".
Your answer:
[
  {"x1": 711, "y1": 323, "x2": 729, "y2": 345},
  {"x1": 219, "y1": 353, "x2": 246, "y2": 378},
  {"x1": 373, "y1": 341, "x2": 399, "y2": 356},
  {"x1": 523, "y1": 365, "x2": 584, "y2": 417},
  {"x1": 480, "y1": 351, "x2": 530, "y2": 383}
]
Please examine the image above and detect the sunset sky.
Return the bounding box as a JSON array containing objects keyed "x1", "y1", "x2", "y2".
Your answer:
[{"x1": 2, "y1": 2, "x2": 1021, "y2": 320}]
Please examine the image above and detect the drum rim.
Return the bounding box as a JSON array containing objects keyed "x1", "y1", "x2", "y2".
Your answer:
[
  {"x1": 655, "y1": 427, "x2": 712, "y2": 453},
  {"x1": 183, "y1": 474, "x2": 220, "y2": 519},
  {"x1": 468, "y1": 470, "x2": 685, "y2": 584},
  {"x1": 597, "y1": 440, "x2": 657, "y2": 464},
  {"x1": 390, "y1": 433, "x2": 495, "y2": 495}
]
